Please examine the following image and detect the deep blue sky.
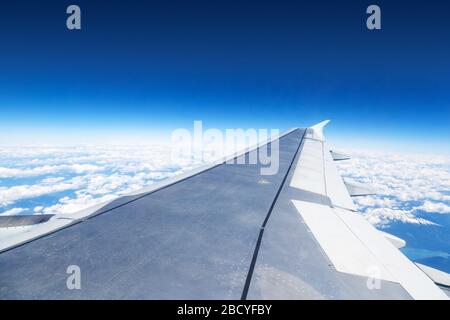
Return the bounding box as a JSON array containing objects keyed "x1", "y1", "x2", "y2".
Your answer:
[{"x1": 0, "y1": 1, "x2": 449, "y2": 151}]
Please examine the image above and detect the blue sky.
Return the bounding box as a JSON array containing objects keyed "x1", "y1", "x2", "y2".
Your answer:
[{"x1": 0, "y1": 0, "x2": 449, "y2": 153}]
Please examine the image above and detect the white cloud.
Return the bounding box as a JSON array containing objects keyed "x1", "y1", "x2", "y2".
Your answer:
[
  {"x1": 337, "y1": 150, "x2": 450, "y2": 226},
  {"x1": 0, "y1": 144, "x2": 205, "y2": 214},
  {"x1": 362, "y1": 207, "x2": 437, "y2": 227},
  {"x1": 416, "y1": 200, "x2": 450, "y2": 214},
  {"x1": 0, "y1": 207, "x2": 28, "y2": 216},
  {"x1": 41, "y1": 177, "x2": 65, "y2": 184},
  {"x1": 0, "y1": 177, "x2": 85, "y2": 207},
  {"x1": 0, "y1": 163, "x2": 103, "y2": 178},
  {"x1": 43, "y1": 193, "x2": 118, "y2": 215},
  {"x1": 354, "y1": 196, "x2": 399, "y2": 208}
]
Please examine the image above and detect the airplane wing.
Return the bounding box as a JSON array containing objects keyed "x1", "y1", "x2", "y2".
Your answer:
[{"x1": 0, "y1": 122, "x2": 448, "y2": 300}]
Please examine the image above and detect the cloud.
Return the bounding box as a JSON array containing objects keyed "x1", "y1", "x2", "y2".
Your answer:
[
  {"x1": 415, "y1": 200, "x2": 450, "y2": 214},
  {"x1": 0, "y1": 144, "x2": 204, "y2": 214},
  {"x1": 0, "y1": 207, "x2": 28, "y2": 216},
  {"x1": 0, "y1": 177, "x2": 85, "y2": 206},
  {"x1": 41, "y1": 177, "x2": 65, "y2": 184},
  {"x1": 336, "y1": 150, "x2": 450, "y2": 226},
  {"x1": 362, "y1": 207, "x2": 437, "y2": 226},
  {"x1": 0, "y1": 164, "x2": 103, "y2": 178},
  {"x1": 354, "y1": 196, "x2": 399, "y2": 208},
  {"x1": 43, "y1": 193, "x2": 118, "y2": 215}
]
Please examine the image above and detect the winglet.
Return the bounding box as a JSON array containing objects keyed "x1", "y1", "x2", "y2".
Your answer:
[{"x1": 310, "y1": 120, "x2": 330, "y2": 141}]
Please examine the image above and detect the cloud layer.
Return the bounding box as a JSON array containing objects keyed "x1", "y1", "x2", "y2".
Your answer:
[
  {"x1": 1, "y1": 145, "x2": 449, "y2": 231},
  {"x1": 336, "y1": 150, "x2": 450, "y2": 226},
  {"x1": 0, "y1": 144, "x2": 204, "y2": 216}
]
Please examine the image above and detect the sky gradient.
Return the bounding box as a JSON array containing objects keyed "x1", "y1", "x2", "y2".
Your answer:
[{"x1": 0, "y1": 1, "x2": 449, "y2": 153}]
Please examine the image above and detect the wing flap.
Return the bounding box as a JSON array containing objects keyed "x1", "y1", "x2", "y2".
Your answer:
[
  {"x1": 415, "y1": 263, "x2": 450, "y2": 287},
  {"x1": 292, "y1": 199, "x2": 396, "y2": 282}
]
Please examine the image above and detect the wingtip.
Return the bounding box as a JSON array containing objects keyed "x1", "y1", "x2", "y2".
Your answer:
[
  {"x1": 309, "y1": 120, "x2": 331, "y2": 141},
  {"x1": 310, "y1": 119, "x2": 331, "y2": 129}
]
